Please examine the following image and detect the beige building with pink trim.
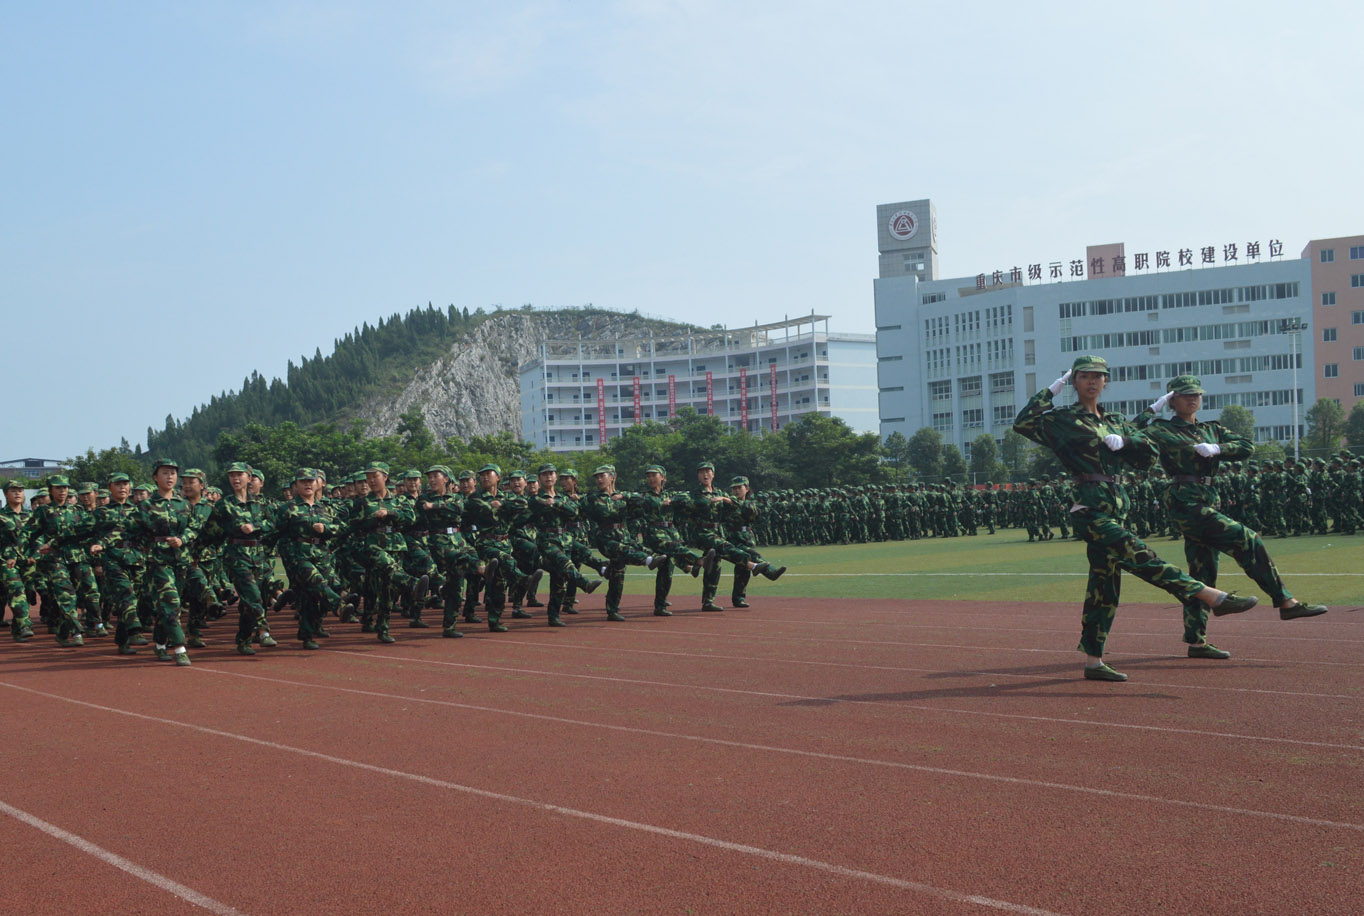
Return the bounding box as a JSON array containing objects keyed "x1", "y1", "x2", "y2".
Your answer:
[{"x1": 1303, "y1": 235, "x2": 1364, "y2": 410}]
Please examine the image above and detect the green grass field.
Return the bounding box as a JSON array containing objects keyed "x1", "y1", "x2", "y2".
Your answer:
[{"x1": 615, "y1": 532, "x2": 1364, "y2": 606}]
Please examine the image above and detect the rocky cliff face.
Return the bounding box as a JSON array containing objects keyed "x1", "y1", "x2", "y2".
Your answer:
[{"x1": 356, "y1": 310, "x2": 693, "y2": 443}]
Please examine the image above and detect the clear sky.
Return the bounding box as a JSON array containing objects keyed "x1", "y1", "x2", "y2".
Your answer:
[{"x1": 5, "y1": 1, "x2": 1362, "y2": 461}]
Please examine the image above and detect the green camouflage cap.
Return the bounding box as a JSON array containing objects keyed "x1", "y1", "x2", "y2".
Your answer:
[
  {"x1": 77, "y1": 482, "x2": 98, "y2": 495},
  {"x1": 644, "y1": 464, "x2": 666, "y2": 475},
  {"x1": 478, "y1": 463, "x2": 501, "y2": 475},
  {"x1": 592, "y1": 465, "x2": 615, "y2": 476},
  {"x1": 401, "y1": 468, "x2": 423, "y2": 480},
  {"x1": 364, "y1": 461, "x2": 390, "y2": 476},
  {"x1": 249, "y1": 466, "x2": 264, "y2": 481},
  {"x1": 457, "y1": 469, "x2": 476, "y2": 481},
  {"x1": 47, "y1": 475, "x2": 71, "y2": 488},
  {"x1": 1166, "y1": 374, "x2": 1206, "y2": 395},
  {"x1": 507, "y1": 469, "x2": 526, "y2": 480},
  {"x1": 181, "y1": 468, "x2": 205, "y2": 481},
  {"x1": 730, "y1": 476, "x2": 750, "y2": 487},
  {"x1": 559, "y1": 468, "x2": 578, "y2": 479},
  {"x1": 133, "y1": 482, "x2": 153, "y2": 492},
  {"x1": 536, "y1": 463, "x2": 557, "y2": 476},
  {"x1": 1069, "y1": 355, "x2": 1109, "y2": 375},
  {"x1": 695, "y1": 460, "x2": 715, "y2": 471},
  {"x1": 225, "y1": 461, "x2": 251, "y2": 474},
  {"x1": 315, "y1": 469, "x2": 327, "y2": 482},
  {"x1": 150, "y1": 457, "x2": 179, "y2": 472},
  {"x1": 107, "y1": 472, "x2": 131, "y2": 484},
  {"x1": 294, "y1": 468, "x2": 315, "y2": 482},
  {"x1": 2, "y1": 478, "x2": 25, "y2": 490},
  {"x1": 426, "y1": 465, "x2": 452, "y2": 478}
]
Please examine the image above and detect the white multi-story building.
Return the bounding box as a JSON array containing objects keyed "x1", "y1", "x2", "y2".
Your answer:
[
  {"x1": 520, "y1": 315, "x2": 878, "y2": 452},
  {"x1": 875, "y1": 199, "x2": 1324, "y2": 457}
]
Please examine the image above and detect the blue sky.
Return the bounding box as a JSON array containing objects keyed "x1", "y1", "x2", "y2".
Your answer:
[{"x1": 5, "y1": 1, "x2": 1362, "y2": 460}]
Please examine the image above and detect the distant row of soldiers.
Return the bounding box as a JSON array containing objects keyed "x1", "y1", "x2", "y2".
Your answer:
[
  {"x1": 749, "y1": 453, "x2": 1364, "y2": 546},
  {"x1": 0, "y1": 459, "x2": 788, "y2": 663}
]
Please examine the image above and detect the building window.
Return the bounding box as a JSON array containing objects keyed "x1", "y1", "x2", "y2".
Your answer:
[
  {"x1": 959, "y1": 376, "x2": 982, "y2": 397},
  {"x1": 992, "y1": 404, "x2": 1015, "y2": 425},
  {"x1": 1354, "y1": 347, "x2": 1364, "y2": 361},
  {"x1": 1323, "y1": 292, "x2": 1337, "y2": 306},
  {"x1": 962, "y1": 408, "x2": 984, "y2": 428},
  {"x1": 1324, "y1": 328, "x2": 1338, "y2": 342},
  {"x1": 928, "y1": 380, "x2": 952, "y2": 400},
  {"x1": 1324, "y1": 364, "x2": 1339, "y2": 378},
  {"x1": 1355, "y1": 383, "x2": 1364, "y2": 397},
  {"x1": 922, "y1": 292, "x2": 946, "y2": 304},
  {"x1": 1321, "y1": 249, "x2": 1335, "y2": 263},
  {"x1": 931, "y1": 411, "x2": 953, "y2": 432},
  {"x1": 990, "y1": 372, "x2": 1014, "y2": 393},
  {"x1": 1352, "y1": 246, "x2": 1364, "y2": 260},
  {"x1": 1353, "y1": 275, "x2": 1364, "y2": 288}
]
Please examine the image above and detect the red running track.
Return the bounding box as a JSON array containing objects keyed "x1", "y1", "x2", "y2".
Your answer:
[{"x1": 2, "y1": 596, "x2": 1361, "y2": 915}]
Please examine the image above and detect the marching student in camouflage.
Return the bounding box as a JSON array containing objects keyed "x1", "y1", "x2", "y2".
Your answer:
[
  {"x1": 200, "y1": 462, "x2": 275, "y2": 654},
  {"x1": 583, "y1": 464, "x2": 665, "y2": 618},
  {"x1": 272, "y1": 468, "x2": 347, "y2": 649},
  {"x1": 23, "y1": 475, "x2": 87, "y2": 645},
  {"x1": 454, "y1": 470, "x2": 486, "y2": 623},
  {"x1": 683, "y1": 461, "x2": 772, "y2": 613},
  {"x1": 1, "y1": 479, "x2": 35, "y2": 641},
  {"x1": 178, "y1": 469, "x2": 221, "y2": 647},
  {"x1": 343, "y1": 462, "x2": 428, "y2": 644},
  {"x1": 89, "y1": 473, "x2": 147, "y2": 653},
  {"x1": 502, "y1": 470, "x2": 544, "y2": 618},
  {"x1": 1014, "y1": 357, "x2": 1257, "y2": 682},
  {"x1": 126, "y1": 459, "x2": 199, "y2": 666},
  {"x1": 1136, "y1": 375, "x2": 1327, "y2": 658},
  {"x1": 394, "y1": 469, "x2": 438, "y2": 628},
  {"x1": 630, "y1": 465, "x2": 704, "y2": 614},
  {"x1": 463, "y1": 464, "x2": 526, "y2": 632},
  {"x1": 417, "y1": 465, "x2": 481, "y2": 638},
  {"x1": 554, "y1": 468, "x2": 610, "y2": 616},
  {"x1": 720, "y1": 476, "x2": 786, "y2": 608},
  {"x1": 527, "y1": 465, "x2": 603, "y2": 627},
  {"x1": 71, "y1": 483, "x2": 106, "y2": 634}
]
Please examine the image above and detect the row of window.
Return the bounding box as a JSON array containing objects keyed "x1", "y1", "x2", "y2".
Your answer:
[
  {"x1": 1056, "y1": 284, "x2": 1299, "y2": 319},
  {"x1": 1320, "y1": 247, "x2": 1364, "y2": 262}
]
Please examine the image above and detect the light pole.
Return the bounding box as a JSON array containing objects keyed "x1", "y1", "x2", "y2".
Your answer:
[{"x1": 1280, "y1": 318, "x2": 1307, "y2": 460}]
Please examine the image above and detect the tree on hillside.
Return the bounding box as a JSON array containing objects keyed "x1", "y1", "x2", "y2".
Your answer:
[
  {"x1": 1217, "y1": 404, "x2": 1255, "y2": 441},
  {"x1": 905, "y1": 427, "x2": 943, "y2": 480},
  {"x1": 396, "y1": 408, "x2": 434, "y2": 451},
  {"x1": 65, "y1": 447, "x2": 148, "y2": 487},
  {"x1": 1305, "y1": 398, "x2": 1345, "y2": 454}
]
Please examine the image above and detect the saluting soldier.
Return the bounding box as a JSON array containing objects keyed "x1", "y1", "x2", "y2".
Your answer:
[{"x1": 1136, "y1": 375, "x2": 1327, "y2": 659}]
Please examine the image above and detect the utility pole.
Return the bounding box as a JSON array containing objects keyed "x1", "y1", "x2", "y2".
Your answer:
[{"x1": 1280, "y1": 318, "x2": 1307, "y2": 460}]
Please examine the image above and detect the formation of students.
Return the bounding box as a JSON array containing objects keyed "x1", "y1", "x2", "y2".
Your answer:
[{"x1": 0, "y1": 459, "x2": 788, "y2": 665}]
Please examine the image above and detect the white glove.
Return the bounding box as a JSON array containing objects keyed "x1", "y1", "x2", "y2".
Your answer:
[
  {"x1": 1193, "y1": 443, "x2": 1221, "y2": 458},
  {"x1": 1102, "y1": 434, "x2": 1125, "y2": 451},
  {"x1": 1150, "y1": 392, "x2": 1173, "y2": 412},
  {"x1": 1048, "y1": 370, "x2": 1072, "y2": 396}
]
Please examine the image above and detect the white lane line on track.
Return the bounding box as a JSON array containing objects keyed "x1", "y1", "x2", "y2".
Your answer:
[
  {"x1": 191, "y1": 667, "x2": 1364, "y2": 834},
  {"x1": 492, "y1": 639, "x2": 1364, "y2": 701},
  {"x1": 322, "y1": 651, "x2": 1364, "y2": 752},
  {"x1": 0, "y1": 799, "x2": 250, "y2": 916},
  {"x1": 0, "y1": 683, "x2": 1067, "y2": 916}
]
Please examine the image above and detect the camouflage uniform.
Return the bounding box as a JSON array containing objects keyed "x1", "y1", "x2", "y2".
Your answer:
[
  {"x1": 1, "y1": 481, "x2": 35, "y2": 640},
  {"x1": 1014, "y1": 360, "x2": 1211, "y2": 662}
]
